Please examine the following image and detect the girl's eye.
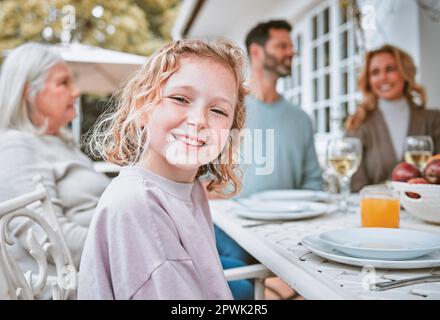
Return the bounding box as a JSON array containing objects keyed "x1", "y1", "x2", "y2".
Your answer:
[
  {"x1": 211, "y1": 108, "x2": 228, "y2": 117},
  {"x1": 170, "y1": 96, "x2": 190, "y2": 104}
]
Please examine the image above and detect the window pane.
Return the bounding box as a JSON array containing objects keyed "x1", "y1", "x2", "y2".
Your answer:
[
  {"x1": 323, "y1": 8, "x2": 330, "y2": 35},
  {"x1": 313, "y1": 109, "x2": 319, "y2": 133},
  {"x1": 325, "y1": 107, "x2": 331, "y2": 133},
  {"x1": 342, "y1": 102, "x2": 349, "y2": 117},
  {"x1": 341, "y1": 69, "x2": 348, "y2": 95},
  {"x1": 325, "y1": 74, "x2": 331, "y2": 99},
  {"x1": 324, "y1": 41, "x2": 330, "y2": 67},
  {"x1": 354, "y1": 31, "x2": 360, "y2": 54},
  {"x1": 313, "y1": 46, "x2": 318, "y2": 71},
  {"x1": 339, "y1": 1, "x2": 348, "y2": 25},
  {"x1": 341, "y1": 101, "x2": 349, "y2": 124},
  {"x1": 313, "y1": 78, "x2": 319, "y2": 102},
  {"x1": 340, "y1": 30, "x2": 348, "y2": 60},
  {"x1": 312, "y1": 15, "x2": 318, "y2": 40}
]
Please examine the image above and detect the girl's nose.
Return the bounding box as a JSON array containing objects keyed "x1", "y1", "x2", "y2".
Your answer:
[{"x1": 187, "y1": 107, "x2": 207, "y2": 129}]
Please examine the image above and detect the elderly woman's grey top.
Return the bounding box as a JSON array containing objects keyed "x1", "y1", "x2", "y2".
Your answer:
[{"x1": 0, "y1": 130, "x2": 110, "y2": 273}]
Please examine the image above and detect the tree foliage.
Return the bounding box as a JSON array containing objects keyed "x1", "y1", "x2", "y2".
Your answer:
[{"x1": 0, "y1": 0, "x2": 180, "y2": 55}]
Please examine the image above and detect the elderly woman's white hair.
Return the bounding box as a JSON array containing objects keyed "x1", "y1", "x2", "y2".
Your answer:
[{"x1": 0, "y1": 42, "x2": 64, "y2": 133}]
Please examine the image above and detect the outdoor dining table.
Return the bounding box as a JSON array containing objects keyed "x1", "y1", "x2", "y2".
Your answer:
[{"x1": 209, "y1": 197, "x2": 440, "y2": 300}]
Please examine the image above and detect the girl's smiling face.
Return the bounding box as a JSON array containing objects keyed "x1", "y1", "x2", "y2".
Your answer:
[{"x1": 143, "y1": 56, "x2": 238, "y2": 182}]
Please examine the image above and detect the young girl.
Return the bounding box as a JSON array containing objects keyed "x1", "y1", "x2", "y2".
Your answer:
[{"x1": 78, "y1": 39, "x2": 247, "y2": 299}]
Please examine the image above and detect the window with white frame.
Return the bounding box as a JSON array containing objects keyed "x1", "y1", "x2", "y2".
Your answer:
[
  {"x1": 337, "y1": 1, "x2": 363, "y2": 127},
  {"x1": 281, "y1": 34, "x2": 302, "y2": 107},
  {"x1": 279, "y1": 0, "x2": 363, "y2": 135},
  {"x1": 311, "y1": 6, "x2": 332, "y2": 133}
]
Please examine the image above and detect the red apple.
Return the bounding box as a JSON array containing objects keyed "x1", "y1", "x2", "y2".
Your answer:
[
  {"x1": 408, "y1": 177, "x2": 431, "y2": 184},
  {"x1": 423, "y1": 159, "x2": 440, "y2": 184},
  {"x1": 391, "y1": 162, "x2": 421, "y2": 182}
]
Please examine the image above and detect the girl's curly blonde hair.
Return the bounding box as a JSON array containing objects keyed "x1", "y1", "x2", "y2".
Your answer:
[
  {"x1": 87, "y1": 39, "x2": 247, "y2": 196},
  {"x1": 346, "y1": 44, "x2": 426, "y2": 132}
]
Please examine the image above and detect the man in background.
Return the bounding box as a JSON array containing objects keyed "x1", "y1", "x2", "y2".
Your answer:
[{"x1": 215, "y1": 20, "x2": 322, "y2": 300}]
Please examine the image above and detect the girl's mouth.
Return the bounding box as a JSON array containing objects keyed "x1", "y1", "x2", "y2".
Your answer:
[{"x1": 171, "y1": 134, "x2": 207, "y2": 147}]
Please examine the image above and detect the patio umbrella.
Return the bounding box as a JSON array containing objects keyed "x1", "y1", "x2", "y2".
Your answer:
[
  {"x1": 52, "y1": 42, "x2": 147, "y2": 95},
  {"x1": 50, "y1": 43, "x2": 147, "y2": 142}
]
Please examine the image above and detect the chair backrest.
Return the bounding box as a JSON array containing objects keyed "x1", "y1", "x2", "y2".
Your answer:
[{"x1": 0, "y1": 176, "x2": 77, "y2": 300}]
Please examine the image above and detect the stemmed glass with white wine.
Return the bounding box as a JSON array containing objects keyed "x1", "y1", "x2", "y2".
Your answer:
[
  {"x1": 404, "y1": 136, "x2": 433, "y2": 170},
  {"x1": 326, "y1": 137, "x2": 362, "y2": 213}
]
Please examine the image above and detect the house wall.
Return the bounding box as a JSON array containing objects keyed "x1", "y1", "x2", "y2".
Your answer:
[
  {"x1": 359, "y1": 0, "x2": 420, "y2": 62},
  {"x1": 419, "y1": 7, "x2": 440, "y2": 109}
]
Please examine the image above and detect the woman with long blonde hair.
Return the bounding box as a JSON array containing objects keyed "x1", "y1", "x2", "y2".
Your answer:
[
  {"x1": 78, "y1": 39, "x2": 247, "y2": 300},
  {"x1": 346, "y1": 44, "x2": 440, "y2": 191}
]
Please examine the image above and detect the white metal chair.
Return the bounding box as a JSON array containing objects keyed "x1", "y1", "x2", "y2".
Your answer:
[
  {"x1": 0, "y1": 176, "x2": 77, "y2": 300},
  {"x1": 224, "y1": 263, "x2": 274, "y2": 300}
]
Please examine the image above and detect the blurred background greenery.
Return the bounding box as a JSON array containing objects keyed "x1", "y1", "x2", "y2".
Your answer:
[
  {"x1": 0, "y1": 0, "x2": 180, "y2": 55},
  {"x1": 0, "y1": 0, "x2": 181, "y2": 155}
]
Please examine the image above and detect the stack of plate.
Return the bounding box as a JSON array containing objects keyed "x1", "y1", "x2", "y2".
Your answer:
[
  {"x1": 231, "y1": 198, "x2": 334, "y2": 221},
  {"x1": 302, "y1": 228, "x2": 440, "y2": 269},
  {"x1": 249, "y1": 189, "x2": 332, "y2": 202}
]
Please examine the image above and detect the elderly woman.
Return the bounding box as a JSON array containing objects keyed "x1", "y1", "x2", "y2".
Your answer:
[
  {"x1": 0, "y1": 42, "x2": 110, "y2": 274},
  {"x1": 346, "y1": 44, "x2": 440, "y2": 192}
]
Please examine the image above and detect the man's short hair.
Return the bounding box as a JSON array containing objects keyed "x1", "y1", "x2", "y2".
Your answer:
[{"x1": 245, "y1": 20, "x2": 292, "y2": 55}]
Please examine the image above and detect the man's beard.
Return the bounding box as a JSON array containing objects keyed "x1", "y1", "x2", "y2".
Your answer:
[{"x1": 263, "y1": 51, "x2": 292, "y2": 77}]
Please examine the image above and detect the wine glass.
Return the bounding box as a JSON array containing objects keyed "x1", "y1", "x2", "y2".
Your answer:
[
  {"x1": 326, "y1": 137, "x2": 362, "y2": 213},
  {"x1": 315, "y1": 137, "x2": 338, "y2": 194},
  {"x1": 404, "y1": 136, "x2": 433, "y2": 170}
]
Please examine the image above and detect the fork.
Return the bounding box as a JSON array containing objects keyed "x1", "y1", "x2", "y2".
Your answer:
[{"x1": 370, "y1": 274, "x2": 440, "y2": 291}]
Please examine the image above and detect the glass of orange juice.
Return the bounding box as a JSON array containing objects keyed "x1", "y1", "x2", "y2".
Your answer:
[{"x1": 360, "y1": 186, "x2": 400, "y2": 228}]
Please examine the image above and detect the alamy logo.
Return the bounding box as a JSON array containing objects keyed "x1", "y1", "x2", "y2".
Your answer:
[
  {"x1": 361, "y1": 265, "x2": 377, "y2": 291},
  {"x1": 361, "y1": 5, "x2": 376, "y2": 30},
  {"x1": 61, "y1": 5, "x2": 76, "y2": 30},
  {"x1": 164, "y1": 128, "x2": 275, "y2": 175}
]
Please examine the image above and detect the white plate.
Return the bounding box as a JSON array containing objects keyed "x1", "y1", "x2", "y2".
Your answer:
[
  {"x1": 302, "y1": 234, "x2": 440, "y2": 269},
  {"x1": 232, "y1": 201, "x2": 332, "y2": 221},
  {"x1": 250, "y1": 190, "x2": 332, "y2": 202},
  {"x1": 320, "y1": 228, "x2": 440, "y2": 260},
  {"x1": 237, "y1": 199, "x2": 313, "y2": 213}
]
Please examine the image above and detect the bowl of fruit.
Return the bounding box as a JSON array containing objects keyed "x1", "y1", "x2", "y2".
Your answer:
[{"x1": 390, "y1": 155, "x2": 440, "y2": 224}]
